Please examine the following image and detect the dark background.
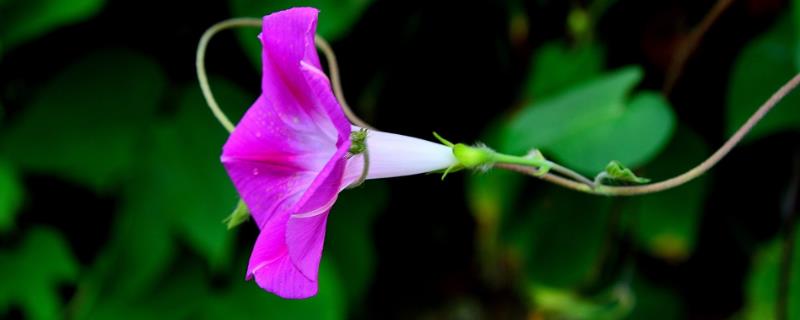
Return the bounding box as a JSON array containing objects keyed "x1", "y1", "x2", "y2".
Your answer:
[{"x1": 1, "y1": 0, "x2": 799, "y2": 319}]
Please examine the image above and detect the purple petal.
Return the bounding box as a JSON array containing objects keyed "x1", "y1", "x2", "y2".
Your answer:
[
  {"x1": 300, "y1": 60, "x2": 351, "y2": 141},
  {"x1": 285, "y1": 209, "x2": 331, "y2": 282},
  {"x1": 247, "y1": 217, "x2": 318, "y2": 299},
  {"x1": 260, "y1": 8, "x2": 339, "y2": 141},
  {"x1": 222, "y1": 95, "x2": 330, "y2": 228},
  {"x1": 284, "y1": 142, "x2": 349, "y2": 280}
]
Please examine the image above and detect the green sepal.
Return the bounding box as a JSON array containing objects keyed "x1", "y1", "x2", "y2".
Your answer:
[
  {"x1": 432, "y1": 131, "x2": 454, "y2": 147},
  {"x1": 349, "y1": 128, "x2": 368, "y2": 155},
  {"x1": 453, "y1": 143, "x2": 496, "y2": 169},
  {"x1": 595, "y1": 160, "x2": 650, "y2": 185},
  {"x1": 223, "y1": 199, "x2": 250, "y2": 230}
]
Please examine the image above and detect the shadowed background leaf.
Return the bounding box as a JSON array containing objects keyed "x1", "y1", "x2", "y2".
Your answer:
[
  {"x1": 508, "y1": 189, "x2": 613, "y2": 288},
  {"x1": 741, "y1": 224, "x2": 800, "y2": 320},
  {"x1": 727, "y1": 14, "x2": 800, "y2": 141},
  {"x1": 326, "y1": 181, "x2": 388, "y2": 307},
  {"x1": 0, "y1": 160, "x2": 23, "y2": 233},
  {"x1": 0, "y1": 227, "x2": 78, "y2": 320},
  {"x1": 523, "y1": 41, "x2": 604, "y2": 101},
  {"x1": 0, "y1": 0, "x2": 105, "y2": 52},
  {"x1": 0, "y1": 50, "x2": 166, "y2": 191},
  {"x1": 621, "y1": 127, "x2": 709, "y2": 261}
]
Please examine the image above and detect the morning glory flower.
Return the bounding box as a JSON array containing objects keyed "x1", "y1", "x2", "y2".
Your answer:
[{"x1": 220, "y1": 7, "x2": 457, "y2": 299}]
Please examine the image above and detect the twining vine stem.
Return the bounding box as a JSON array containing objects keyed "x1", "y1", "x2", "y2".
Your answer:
[
  {"x1": 497, "y1": 71, "x2": 800, "y2": 195},
  {"x1": 196, "y1": 17, "x2": 800, "y2": 197},
  {"x1": 662, "y1": 0, "x2": 735, "y2": 95},
  {"x1": 196, "y1": 18, "x2": 259, "y2": 133},
  {"x1": 196, "y1": 17, "x2": 370, "y2": 134}
]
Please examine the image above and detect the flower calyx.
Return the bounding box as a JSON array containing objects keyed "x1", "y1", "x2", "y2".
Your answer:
[
  {"x1": 433, "y1": 132, "x2": 554, "y2": 180},
  {"x1": 348, "y1": 127, "x2": 368, "y2": 156}
]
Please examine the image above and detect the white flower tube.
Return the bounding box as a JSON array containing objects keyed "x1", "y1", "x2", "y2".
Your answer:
[{"x1": 343, "y1": 126, "x2": 457, "y2": 182}]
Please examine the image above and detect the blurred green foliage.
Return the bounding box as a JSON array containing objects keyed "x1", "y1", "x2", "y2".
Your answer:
[
  {"x1": 508, "y1": 188, "x2": 613, "y2": 288},
  {"x1": 1, "y1": 50, "x2": 166, "y2": 191},
  {"x1": 727, "y1": 14, "x2": 800, "y2": 140},
  {"x1": 0, "y1": 227, "x2": 78, "y2": 320},
  {"x1": 523, "y1": 42, "x2": 604, "y2": 101},
  {"x1": 620, "y1": 127, "x2": 709, "y2": 261},
  {"x1": 1, "y1": 0, "x2": 799, "y2": 319},
  {"x1": 742, "y1": 231, "x2": 800, "y2": 320},
  {"x1": 0, "y1": 160, "x2": 23, "y2": 232},
  {"x1": 0, "y1": 0, "x2": 104, "y2": 54}
]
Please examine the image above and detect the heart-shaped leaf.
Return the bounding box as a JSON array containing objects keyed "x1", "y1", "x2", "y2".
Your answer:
[
  {"x1": 524, "y1": 41, "x2": 605, "y2": 101},
  {"x1": 501, "y1": 67, "x2": 676, "y2": 174}
]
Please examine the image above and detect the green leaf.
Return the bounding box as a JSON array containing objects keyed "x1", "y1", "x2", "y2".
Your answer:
[
  {"x1": 78, "y1": 78, "x2": 252, "y2": 309},
  {"x1": 598, "y1": 160, "x2": 650, "y2": 185},
  {"x1": 82, "y1": 261, "x2": 211, "y2": 320},
  {"x1": 1, "y1": 50, "x2": 166, "y2": 191},
  {"x1": 0, "y1": 160, "x2": 23, "y2": 233},
  {"x1": 205, "y1": 259, "x2": 347, "y2": 320},
  {"x1": 101, "y1": 174, "x2": 176, "y2": 301},
  {"x1": 741, "y1": 227, "x2": 800, "y2": 320},
  {"x1": 727, "y1": 14, "x2": 800, "y2": 140},
  {"x1": 502, "y1": 67, "x2": 676, "y2": 174},
  {"x1": 0, "y1": 227, "x2": 78, "y2": 320},
  {"x1": 230, "y1": 0, "x2": 373, "y2": 66},
  {"x1": 0, "y1": 0, "x2": 105, "y2": 51},
  {"x1": 326, "y1": 181, "x2": 387, "y2": 306},
  {"x1": 87, "y1": 256, "x2": 346, "y2": 320},
  {"x1": 524, "y1": 41, "x2": 604, "y2": 100},
  {"x1": 507, "y1": 188, "x2": 613, "y2": 288},
  {"x1": 621, "y1": 127, "x2": 709, "y2": 261}
]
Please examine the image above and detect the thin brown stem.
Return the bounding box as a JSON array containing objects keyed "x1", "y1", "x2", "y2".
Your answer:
[
  {"x1": 663, "y1": 0, "x2": 735, "y2": 95},
  {"x1": 496, "y1": 163, "x2": 594, "y2": 193},
  {"x1": 314, "y1": 35, "x2": 374, "y2": 129},
  {"x1": 197, "y1": 17, "x2": 262, "y2": 133},
  {"x1": 499, "y1": 73, "x2": 800, "y2": 196},
  {"x1": 550, "y1": 162, "x2": 595, "y2": 187},
  {"x1": 196, "y1": 18, "x2": 374, "y2": 132}
]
